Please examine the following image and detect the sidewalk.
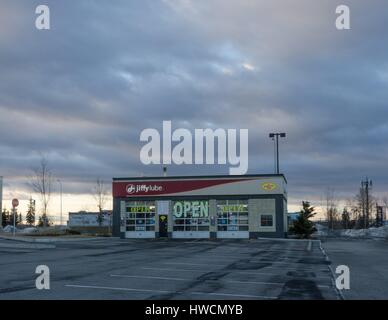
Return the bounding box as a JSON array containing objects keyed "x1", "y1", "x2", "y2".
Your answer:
[
  {"x1": 0, "y1": 234, "x2": 116, "y2": 243},
  {"x1": 0, "y1": 238, "x2": 55, "y2": 249}
]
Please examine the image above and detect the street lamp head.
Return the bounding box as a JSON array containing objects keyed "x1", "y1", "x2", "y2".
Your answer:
[
  {"x1": 269, "y1": 133, "x2": 275, "y2": 138},
  {"x1": 280, "y1": 133, "x2": 286, "y2": 138}
]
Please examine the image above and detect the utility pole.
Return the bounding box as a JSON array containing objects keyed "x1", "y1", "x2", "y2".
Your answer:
[
  {"x1": 361, "y1": 178, "x2": 372, "y2": 229},
  {"x1": 269, "y1": 133, "x2": 286, "y2": 174}
]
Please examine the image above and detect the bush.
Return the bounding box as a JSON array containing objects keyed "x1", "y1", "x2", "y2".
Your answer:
[
  {"x1": 66, "y1": 229, "x2": 81, "y2": 235},
  {"x1": 289, "y1": 201, "x2": 317, "y2": 239}
]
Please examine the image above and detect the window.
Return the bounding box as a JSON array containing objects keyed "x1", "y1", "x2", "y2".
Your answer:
[
  {"x1": 260, "y1": 214, "x2": 273, "y2": 227},
  {"x1": 172, "y1": 200, "x2": 209, "y2": 231},
  {"x1": 125, "y1": 201, "x2": 155, "y2": 232},
  {"x1": 217, "y1": 200, "x2": 249, "y2": 231}
]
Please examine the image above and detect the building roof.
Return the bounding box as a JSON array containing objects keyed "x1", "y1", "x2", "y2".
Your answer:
[{"x1": 112, "y1": 174, "x2": 287, "y2": 183}]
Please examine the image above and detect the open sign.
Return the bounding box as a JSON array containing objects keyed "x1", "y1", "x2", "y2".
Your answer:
[{"x1": 173, "y1": 201, "x2": 209, "y2": 218}]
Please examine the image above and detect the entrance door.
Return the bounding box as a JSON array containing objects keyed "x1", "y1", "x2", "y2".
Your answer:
[{"x1": 159, "y1": 215, "x2": 168, "y2": 237}]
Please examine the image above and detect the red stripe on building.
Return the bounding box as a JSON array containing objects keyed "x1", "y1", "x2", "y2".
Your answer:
[{"x1": 112, "y1": 179, "x2": 248, "y2": 197}]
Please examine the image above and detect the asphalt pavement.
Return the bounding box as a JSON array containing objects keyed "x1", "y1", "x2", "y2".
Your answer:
[
  {"x1": 321, "y1": 238, "x2": 388, "y2": 300},
  {"x1": 0, "y1": 237, "x2": 338, "y2": 300}
]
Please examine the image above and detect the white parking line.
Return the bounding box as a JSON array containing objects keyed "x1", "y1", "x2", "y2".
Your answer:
[
  {"x1": 161, "y1": 253, "x2": 325, "y2": 263},
  {"x1": 243, "y1": 265, "x2": 329, "y2": 273},
  {"x1": 142, "y1": 267, "x2": 276, "y2": 276},
  {"x1": 162, "y1": 261, "x2": 328, "y2": 273},
  {"x1": 65, "y1": 284, "x2": 171, "y2": 294},
  {"x1": 225, "y1": 279, "x2": 330, "y2": 289},
  {"x1": 186, "y1": 250, "x2": 324, "y2": 258},
  {"x1": 140, "y1": 267, "x2": 333, "y2": 281},
  {"x1": 163, "y1": 262, "x2": 226, "y2": 267},
  {"x1": 112, "y1": 274, "x2": 285, "y2": 286},
  {"x1": 167, "y1": 257, "x2": 324, "y2": 264},
  {"x1": 189, "y1": 291, "x2": 276, "y2": 299},
  {"x1": 110, "y1": 273, "x2": 327, "y2": 288},
  {"x1": 306, "y1": 241, "x2": 313, "y2": 252},
  {"x1": 142, "y1": 267, "x2": 203, "y2": 273},
  {"x1": 65, "y1": 284, "x2": 276, "y2": 299},
  {"x1": 111, "y1": 274, "x2": 187, "y2": 281}
]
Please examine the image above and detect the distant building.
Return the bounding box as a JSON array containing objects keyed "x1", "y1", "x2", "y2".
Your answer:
[
  {"x1": 68, "y1": 211, "x2": 112, "y2": 227},
  {"x1": 287, "y1": 212, "x2": 300, "y2": 228}
]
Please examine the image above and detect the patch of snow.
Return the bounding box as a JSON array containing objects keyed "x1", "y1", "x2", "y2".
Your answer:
[
  {"x1": 314, "y1": 223, "x2": 328, "y2": 236},
  {"x1": 340, "y1": 226, "x2": 388, "y2": 239},
  {"x1": 367, "y1": 226, "x2": 388, "y2": 238},
  {"x1": 3, "y1": 225, "x2": 17, "y2": 233},
  {"x1": 314, "y1": 223, "x2": 388, "y2": 239},
  {"x1": 20, "y1": 227, "x2": 38, "y2": 234}
]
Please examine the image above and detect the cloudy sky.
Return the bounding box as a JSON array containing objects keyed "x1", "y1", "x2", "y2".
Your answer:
[{"x1": 1, "y1": 0, "x2": 388, "y2": 219}]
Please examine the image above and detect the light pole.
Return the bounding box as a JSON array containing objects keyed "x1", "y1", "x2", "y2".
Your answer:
[
  {"x1": 11, "y1": 198, "x2": 19, "y2": 236},
  {"x1": 57, "y1": 179, "x2": 63, "y2": 226},
  {"x1": 269, "y1": 133, "x2": 286, "y2": 174},
  {"x1": 12, "y1": 208, "x2": 16, "y2": 236}
]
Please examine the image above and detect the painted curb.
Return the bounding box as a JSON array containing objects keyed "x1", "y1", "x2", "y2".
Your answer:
[
  {"x1": 318, "y1": 240, "x2": 345, "y2": 300},
  {"x1": 0, "y1": 235, "x2": 119, "y2": 243}
]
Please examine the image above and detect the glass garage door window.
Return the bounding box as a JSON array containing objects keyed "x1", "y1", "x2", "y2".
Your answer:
[
  {"x1": 172, "y1": 200, "x2": 210, "y2": 232},
  {"x1": 217, "y1": 200, "x2": 249, "y2": 231},
  {"x1": 125, "y1": 201, "x2": 156, "y2": 231}
]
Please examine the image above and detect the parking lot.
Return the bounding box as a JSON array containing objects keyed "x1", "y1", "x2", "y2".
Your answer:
[
  {"x1": 0, "y1": 238, "x2": 339, "y2": 300},
  {"x1": 322, "y1": 238, "x2": 388, "y2": 299}
]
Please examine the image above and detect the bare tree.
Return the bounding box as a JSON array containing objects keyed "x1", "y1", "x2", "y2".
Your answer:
[
  {"x1": 29, "y1": 156, "x2": 53, "y2": 227},
  {"x1": 345, "y1": 197, "x2": 359, "y2": 228},
  {"x1": 324, "y1": 188, "x2": 340, "y2": 231},
  {"x1": 355, "y1": 187, "x2": 376, "y2": 228},
  {"x1": 93, "y1": 178, "x2": 108, "y2": 226}
]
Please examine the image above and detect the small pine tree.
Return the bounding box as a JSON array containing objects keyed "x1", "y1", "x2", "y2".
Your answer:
[
  {"x1": 290, "y1": 201, "x2": 317, "y2": 239},
  {"x1": 26, "y1": 198, "x2": 36, "y2": 226},
  {"x1": 18, "y1": 213, "x2": 23, "y2": 225},
  {"x1": 37, "y1": 213, "x2": 50, "y2": 227},
  {"x1": 2, "y1": 208, "x2": 10, "y2": 227}
]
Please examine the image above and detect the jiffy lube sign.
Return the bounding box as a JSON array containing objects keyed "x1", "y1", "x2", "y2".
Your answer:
[{"x1": 173, "y1": 201, "x2": 209, "y2": 218}]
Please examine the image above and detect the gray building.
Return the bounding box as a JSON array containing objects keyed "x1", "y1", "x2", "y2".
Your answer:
[{"x1": 112, "y1": 174, "x2": 288, "y2": 239}]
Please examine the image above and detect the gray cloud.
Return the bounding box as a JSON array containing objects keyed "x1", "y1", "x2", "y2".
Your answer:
[{"x1": 1, "y1": 0, "x2": 388, "y2": 208}]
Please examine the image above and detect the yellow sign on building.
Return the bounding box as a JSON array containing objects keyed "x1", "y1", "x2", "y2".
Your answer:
[{"x1": 261, "y1": 182, "x2": 277, "y2": 191}]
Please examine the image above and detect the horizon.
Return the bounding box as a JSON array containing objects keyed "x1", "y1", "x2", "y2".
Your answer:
[{"x1": 1, "y1": 0, "x2": 388, "y2": 223}]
